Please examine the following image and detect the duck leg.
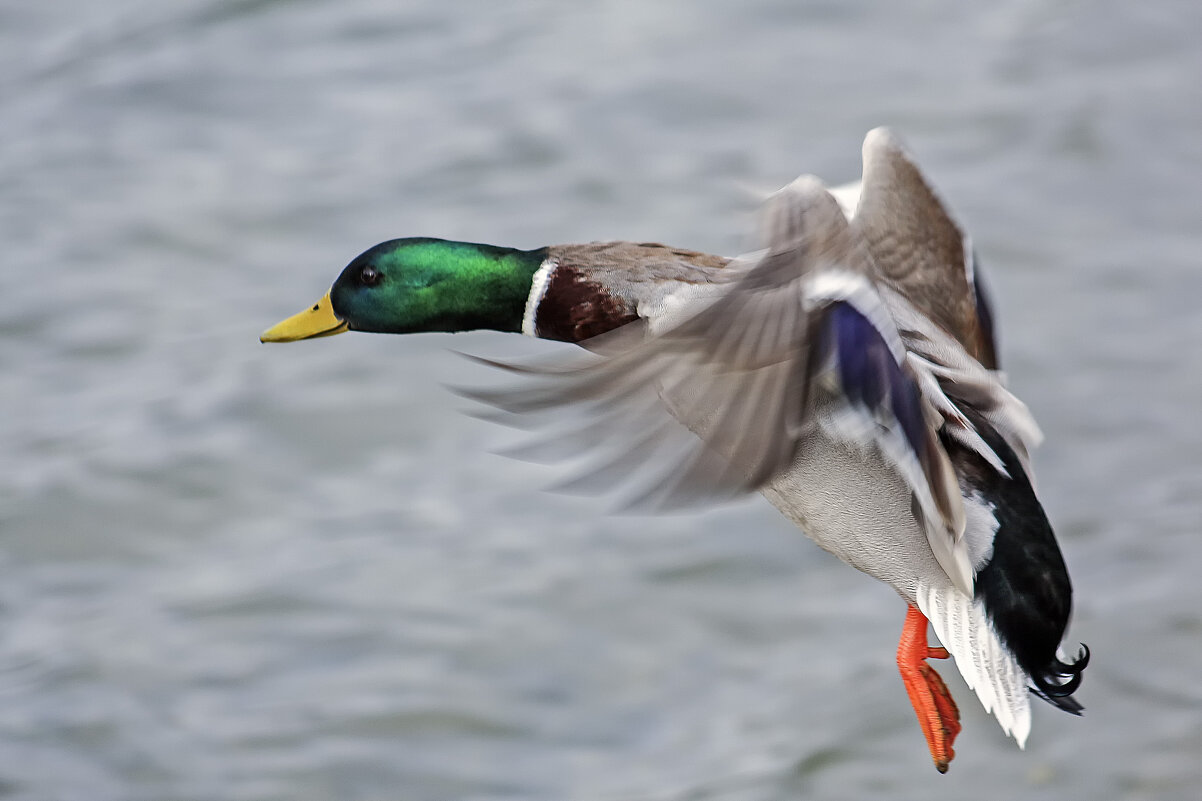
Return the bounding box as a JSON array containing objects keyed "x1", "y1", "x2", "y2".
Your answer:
[{"x1": 897, "y1": 603, "x2": 961, "y2": 773}]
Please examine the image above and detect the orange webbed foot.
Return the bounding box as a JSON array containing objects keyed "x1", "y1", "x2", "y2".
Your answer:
[{"x1": 897, "y1": 604, "x2": 962, "y2": 773}]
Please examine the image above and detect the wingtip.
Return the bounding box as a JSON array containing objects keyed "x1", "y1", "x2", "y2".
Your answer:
[
  {"x1": 776, "y1": 172, "x2": 828, "y2": 196},
  {"x1": 860, "y1": 127, "x2": 923, "y2": 181},
  {"x1": 862, "y1": 126, "x2": 906, "y2": 157},
  {"x1": 760, "y1": 173, "x2": 848, "y2": 251}
]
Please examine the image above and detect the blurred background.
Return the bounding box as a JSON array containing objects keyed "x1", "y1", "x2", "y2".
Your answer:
[{"x1": 3, "y1": 1, "x2": 1200, "y2": 799}]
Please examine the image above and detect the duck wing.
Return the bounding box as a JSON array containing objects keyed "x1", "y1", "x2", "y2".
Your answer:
[
  {"x1": 462, "y1": 174, "x2": 975, "y2": 595},
  {"x1": 853, "y1": 128, "x2": 1040, "y2": 479},
  {"x1": 854, "y1": 127, "x2": 1000, "y2": 369}
]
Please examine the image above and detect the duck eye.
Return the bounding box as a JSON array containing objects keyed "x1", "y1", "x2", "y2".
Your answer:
[{"x1": 360, "y1": 265, "x2": 381, "y2": 286}]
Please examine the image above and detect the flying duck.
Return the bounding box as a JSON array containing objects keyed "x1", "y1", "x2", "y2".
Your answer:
[{"x1": 261, "y1": 128, "x2": 1087, "y2": 772}]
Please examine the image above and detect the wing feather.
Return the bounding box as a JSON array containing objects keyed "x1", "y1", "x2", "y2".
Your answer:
[{"x1": 460, "y1": 175, "x2": 980, "y2": 592}]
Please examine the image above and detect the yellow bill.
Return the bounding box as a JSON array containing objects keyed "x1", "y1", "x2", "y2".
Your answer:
[{"x1": 260, "y1": 291, "x2": 349, "y2": 342}]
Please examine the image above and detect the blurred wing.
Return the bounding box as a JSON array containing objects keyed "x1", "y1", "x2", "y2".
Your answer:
[
  {"x1": 461, "y1": 175, "x2": 974, "y2": 593},
  {"x1": 854, "y1": 127, "x2": 999, "y2": 368}
]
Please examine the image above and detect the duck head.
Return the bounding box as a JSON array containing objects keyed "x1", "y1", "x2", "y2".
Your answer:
[{"x1": 261, "y1": 237, "x2": 545, "y2": 342}]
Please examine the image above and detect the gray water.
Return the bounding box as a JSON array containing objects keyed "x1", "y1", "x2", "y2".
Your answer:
[{"x1": 4, "y1": 1, "x2": 1201, "y2": 799}]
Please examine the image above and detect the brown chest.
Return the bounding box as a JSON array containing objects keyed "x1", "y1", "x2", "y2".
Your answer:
[{"x1": 530, "y1": 264, "x2": 640, "y2": 343}]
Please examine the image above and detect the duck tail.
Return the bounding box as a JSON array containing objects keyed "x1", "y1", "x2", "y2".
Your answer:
[
  {"x1": 948, "y1": 406, "x2": 1089, "y2": 717},
  {"x1": 916, "y1": 582, "x2": 1033, "y2": 746}
]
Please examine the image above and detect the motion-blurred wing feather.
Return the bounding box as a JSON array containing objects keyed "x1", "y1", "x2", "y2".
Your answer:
[{"x1": 461, "y1": 173, "x2": 975, "y2": 592}]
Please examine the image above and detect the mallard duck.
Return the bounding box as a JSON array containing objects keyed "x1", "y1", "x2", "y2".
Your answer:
[{"x1": 261, "y1": 128, "x2": 1087, "y2": 772}]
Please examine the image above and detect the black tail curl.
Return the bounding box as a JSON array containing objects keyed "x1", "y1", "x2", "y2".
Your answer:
[{"x1": 1030, "y1": 645, "x2": 1090, "y2": 714}]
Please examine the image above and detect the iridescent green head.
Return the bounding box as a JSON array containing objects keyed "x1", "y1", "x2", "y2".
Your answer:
[{"x1": 261, "y1": 238, "x2": 547, "y2": 342}]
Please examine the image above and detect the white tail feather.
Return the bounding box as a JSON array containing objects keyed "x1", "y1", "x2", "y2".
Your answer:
[{"x1": 917, "y1": 582, "x2": 1032, "y2": 747}]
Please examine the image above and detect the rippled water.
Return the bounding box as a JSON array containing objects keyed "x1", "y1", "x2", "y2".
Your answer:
[{"x1": 3, "y1": 1, "x2": 1201, "y2": 799}]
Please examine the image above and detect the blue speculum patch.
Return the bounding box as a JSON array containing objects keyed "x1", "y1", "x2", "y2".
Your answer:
[{"x1": 829, "y1": 302, "x2": 926, "y2": 459}]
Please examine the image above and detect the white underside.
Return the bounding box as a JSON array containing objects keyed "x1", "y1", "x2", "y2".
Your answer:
[{"x1": 760, "y1": 423, "x2": 1031, "y2": 745}]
